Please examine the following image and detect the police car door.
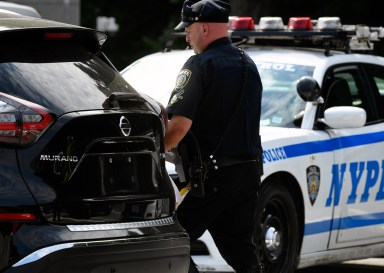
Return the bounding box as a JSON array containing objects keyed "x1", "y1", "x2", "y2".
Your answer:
[{"x1": 323, "y1": 64, "x2": 384, "y2": 249}]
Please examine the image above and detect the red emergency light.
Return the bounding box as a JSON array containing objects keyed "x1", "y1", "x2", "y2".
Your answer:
[
  {"x1": 288, "y1": 17, "x2": 313, "y2": 30},
  {"x1": 229, "y1": 16, "x2": 255, "y2": 30}
]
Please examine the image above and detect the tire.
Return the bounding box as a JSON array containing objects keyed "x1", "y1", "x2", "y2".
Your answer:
[{"x1": 255, "y1": 181, "x2": 300, "y2": 273}]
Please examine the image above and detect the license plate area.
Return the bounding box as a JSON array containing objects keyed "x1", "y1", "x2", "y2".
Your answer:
[
  {"x1": 68, "y1": 137, "x2": 161, "y2": 198},
  {"x1": 100, "y1": 154, "x2": 151, "y2": 195}
]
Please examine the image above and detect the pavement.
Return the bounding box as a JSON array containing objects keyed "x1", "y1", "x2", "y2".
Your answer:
[
  {"x1": 343, "y1": 258, "x2": 384, "y2": 266},
  {"x1": 296, "y1": 258, "x2": 384, "y2": 273},
  {"x1": 199, "y1": 258, "x2": 384, "y2": 273}
]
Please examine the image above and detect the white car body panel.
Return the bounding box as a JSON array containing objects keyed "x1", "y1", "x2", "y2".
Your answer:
[
  {"x1": 0, "y1": 2, "x2": 41, "y2": 18},
  {"x1": 121, "y1": 50, "x2": 194, "y2": 106}
]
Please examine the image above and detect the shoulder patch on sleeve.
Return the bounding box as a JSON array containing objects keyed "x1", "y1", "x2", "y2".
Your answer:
[
  {"x1": 175, "y1": 69, "x2": 192, "y2": 91},
  {"x1": 169, "y1": 90, "x2": 184, "y2": 105}
]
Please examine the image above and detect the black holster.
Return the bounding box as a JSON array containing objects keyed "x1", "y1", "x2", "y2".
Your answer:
[{"x1": 177, "y1": 131, "x2": 207, "y2": 198}]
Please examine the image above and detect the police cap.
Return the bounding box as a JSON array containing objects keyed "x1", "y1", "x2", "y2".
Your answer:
[{"x1": 175, "y1": 0, "x2": 231, "y2": 31}]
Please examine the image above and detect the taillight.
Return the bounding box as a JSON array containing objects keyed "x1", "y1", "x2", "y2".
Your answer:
[
  {"x1": 0, "y1": 209, "x2": 37, "y2": 235},
  {"x1": 0, "y1": 212, "x2": 36, "y2": 221},
  {"x1": 44, "y1": 32, "x2": 74, "y2": 40},
  {"x1": 0, "y1": 92, "x2": 54, "y2": 146},
  {"x1": 0, "y1": 102, "x2": 19, "y2": 144}
]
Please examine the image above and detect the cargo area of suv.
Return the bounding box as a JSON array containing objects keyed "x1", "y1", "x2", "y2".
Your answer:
[{"x1": 0, "y1": 12, "x2": 189, "y2": 273}]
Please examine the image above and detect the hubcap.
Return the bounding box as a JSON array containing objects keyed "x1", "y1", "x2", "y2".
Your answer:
[{"x1": 265, "y1": 226, "x2": 281, "y2": 251}]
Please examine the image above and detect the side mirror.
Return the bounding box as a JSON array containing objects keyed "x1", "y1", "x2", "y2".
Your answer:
[
  {"x1": 320, "y1": 106, "x2": 366, "y2": 128},
  {"x1": 296, "y1": 76, "x2": 320, "y2": 102}
]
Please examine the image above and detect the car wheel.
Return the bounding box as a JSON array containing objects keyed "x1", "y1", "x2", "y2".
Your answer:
[{"x1": 255, "y1": 181, "x2": 299, "y2": 273}]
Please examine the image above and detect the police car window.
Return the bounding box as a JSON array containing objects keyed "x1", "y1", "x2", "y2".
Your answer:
[
  {"x1": 322, "y1": 66, "x2": 378, "y2": 123},
  {"x1": 375, "y1": 77, "x2": 384, "y2": 95},
  {"x1": 257, "y1": 62, "x2": 312, "y2": 128},
  {"x1": 363, "y1": 64, "x2": 384, "y2": 120},
  {"x1": 374, "y1": 76, "x2": 384, "y2": 119}
]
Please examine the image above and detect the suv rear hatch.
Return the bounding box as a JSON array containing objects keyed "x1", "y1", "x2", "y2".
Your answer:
[{"x1": 0, "y1": 24, "x2": 173, "y2": 225}]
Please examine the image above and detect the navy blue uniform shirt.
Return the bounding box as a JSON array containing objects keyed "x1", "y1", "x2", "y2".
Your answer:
[{"x1": 167, "y1": 37, "x2": 263, "y2": 158}]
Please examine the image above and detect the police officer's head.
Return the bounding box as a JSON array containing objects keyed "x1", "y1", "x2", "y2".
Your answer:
[
  {"x1": 175, "y1": 0, "x2": 231, "y2": 30},
  {"x1": 175, "y1": 0, "x2": 231, "y2": 54}
]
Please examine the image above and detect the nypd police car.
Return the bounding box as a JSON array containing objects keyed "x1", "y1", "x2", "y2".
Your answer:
[{"x1": 121, "y1": 16, "x2": 384, "y2": 273}]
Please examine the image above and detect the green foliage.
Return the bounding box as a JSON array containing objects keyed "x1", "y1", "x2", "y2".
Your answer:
[
  {"x1": 81, "y1": 0, "x2": 383, "y2": 70},
  {"x1": 81, "y1": 0, "x2": 183, "y2": 70}
]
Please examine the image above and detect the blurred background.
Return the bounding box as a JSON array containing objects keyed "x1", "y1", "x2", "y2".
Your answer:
[{"x1": 4, "y1": 0, "x2": 383, "y2": 70}]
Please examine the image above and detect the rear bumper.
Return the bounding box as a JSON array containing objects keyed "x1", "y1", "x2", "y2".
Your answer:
[{"x1": 6, "y1": 233, "x2": 190, "y2": 273}]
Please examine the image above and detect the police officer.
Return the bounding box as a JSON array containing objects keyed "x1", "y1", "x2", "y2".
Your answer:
[{"x1": 164, "y1": 1, "x2": 263, "y2": 273}]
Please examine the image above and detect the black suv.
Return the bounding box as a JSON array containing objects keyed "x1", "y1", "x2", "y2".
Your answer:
[{"x1": 0, "y1": 11, "x2": 189, "y2": 273}]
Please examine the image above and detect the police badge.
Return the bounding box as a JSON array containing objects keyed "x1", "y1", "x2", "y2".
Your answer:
[{"x1": 307, "y1": 165, "x2": 320, "y2": 205}]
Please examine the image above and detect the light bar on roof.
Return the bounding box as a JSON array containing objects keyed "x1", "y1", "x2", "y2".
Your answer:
[
  {"x1": 167, "y1": 14, "x2": 384, "y2": 53},
  {"x1": 317, "y1": 17, "x2": 342, "y2": 30},
  {"x1": 258, "y1": 17, "x2": 285, "y2": 30},
  {"x1": 355, "y1": 25, "x2": 370, "y2": 39},
  {"x1": 288, "y1": 17, "x2": 313, "y2": 30},
  {"x1": 229, "y1": 16, "x2": 255, "y2": 30}
]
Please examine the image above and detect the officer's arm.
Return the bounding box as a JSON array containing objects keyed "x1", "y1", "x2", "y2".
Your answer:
[{"x1": 164, "y1": 115, "x2": 192, "y2": 152}]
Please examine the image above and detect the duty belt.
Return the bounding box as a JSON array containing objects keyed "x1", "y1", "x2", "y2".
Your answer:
[{"x1": 209, "y1": 155, "x2": 258, "y2": 170}]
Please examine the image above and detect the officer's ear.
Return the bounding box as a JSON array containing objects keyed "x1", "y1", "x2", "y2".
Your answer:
[{"x1": 201, "y1": 23, "x2": 209, "y2": 34}]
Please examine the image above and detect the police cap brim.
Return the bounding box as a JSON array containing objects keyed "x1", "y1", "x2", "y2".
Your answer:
[{"x1": 174, "y1": 21, "x2": 193, "y2": 31}]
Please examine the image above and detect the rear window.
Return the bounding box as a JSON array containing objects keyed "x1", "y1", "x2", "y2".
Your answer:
[{"x1": 0, "y1": 42, "x2": 136, "y2": 115}]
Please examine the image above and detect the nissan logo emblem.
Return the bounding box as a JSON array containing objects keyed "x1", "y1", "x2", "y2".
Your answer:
[{"x1": 119, "y1": 116, "x2": 132, "y2": 137}]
